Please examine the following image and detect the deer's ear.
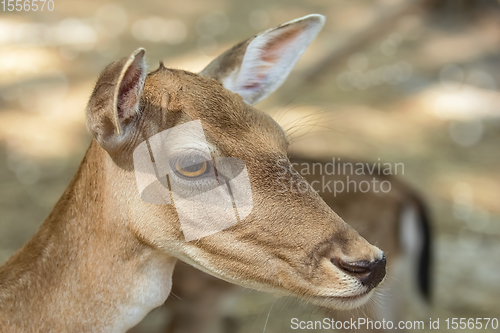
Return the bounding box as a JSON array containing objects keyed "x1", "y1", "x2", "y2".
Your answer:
[
  {"x1": 200, "y1": 14, "x2": 324, "y2": 105},
  {"x1": 86, "y1": 48, "x2": 147, "y2": 150}
]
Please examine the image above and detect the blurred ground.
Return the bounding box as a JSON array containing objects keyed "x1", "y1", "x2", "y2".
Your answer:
[{"x1": 1, "y1": 0, "x2": 500, "y2": 332}]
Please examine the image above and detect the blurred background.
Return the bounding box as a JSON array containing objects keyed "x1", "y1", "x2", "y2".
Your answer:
[{"x1": 1, "y1": 0, "x2": 499, "y2": 332}]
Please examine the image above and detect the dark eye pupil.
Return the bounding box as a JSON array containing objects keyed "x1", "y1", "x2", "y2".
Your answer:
[{"x1": 181, "y1": 163, "x2": 204, "y2": 173}]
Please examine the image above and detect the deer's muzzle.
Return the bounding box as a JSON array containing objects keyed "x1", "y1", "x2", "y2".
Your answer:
[{"x1": 331, "y1": 254, "x2": 386, "y2": 290}]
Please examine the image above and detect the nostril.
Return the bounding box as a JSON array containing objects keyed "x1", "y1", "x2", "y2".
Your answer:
[
  {"x1": 331, "y1": 258, "x2": 371, "y2": 276},
  {"x1": 331, "y1": 254, "x2": 387, "y2": 289}
]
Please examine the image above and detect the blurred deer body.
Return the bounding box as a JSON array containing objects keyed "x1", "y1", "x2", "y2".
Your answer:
[
  {"x1": 0, "y1": 15, "x2": 389, "y2": 333},
  {"x1": 304, "y1": 158, "x2": 432, "y2": 332}
]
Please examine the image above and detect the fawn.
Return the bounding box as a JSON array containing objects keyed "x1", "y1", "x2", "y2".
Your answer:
[{"x1": 0, "y1": 15, "x2": 388, "y2": 333}]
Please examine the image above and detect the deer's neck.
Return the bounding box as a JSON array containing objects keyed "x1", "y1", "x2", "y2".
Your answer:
[{"x1": 0, "y1": 141, "x2": 176, "y2": 333}]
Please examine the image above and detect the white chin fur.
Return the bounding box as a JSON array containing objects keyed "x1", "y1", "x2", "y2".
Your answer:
[{"x1": 310, "y1": 289, "x2": 374, "y2": 311}]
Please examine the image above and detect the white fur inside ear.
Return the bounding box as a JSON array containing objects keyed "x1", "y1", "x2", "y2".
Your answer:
[
  {"x1": 113, "y1": 48, "x2": 147, "y2": 134},
  {"x1": 223, "y1": 14, "x2": 325, "y2": 105}
]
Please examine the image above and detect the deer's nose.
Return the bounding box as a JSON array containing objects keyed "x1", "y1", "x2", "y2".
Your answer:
[{"x1": 331, "y1": 254, "x2": 386, "y2": 289}]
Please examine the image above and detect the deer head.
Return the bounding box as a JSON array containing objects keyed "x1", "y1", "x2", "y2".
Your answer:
[{"x1": 85, "y1": 14, "x2": 385, "y2": 311}]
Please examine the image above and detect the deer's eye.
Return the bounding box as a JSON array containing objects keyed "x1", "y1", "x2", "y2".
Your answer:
[{"x1": 173, "y1": 155, "x2": 210, "y2": 178}]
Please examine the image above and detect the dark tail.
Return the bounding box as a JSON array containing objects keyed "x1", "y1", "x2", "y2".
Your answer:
[
  {"x1": 399, "y1": 193, "x2": 433, "y2": 303},
  {"x1": 402, "y1": 194, "x2": 432, "y2": 303},
  {"x1": 413, "y1": 195, "x2": 432, "y2": 302}
]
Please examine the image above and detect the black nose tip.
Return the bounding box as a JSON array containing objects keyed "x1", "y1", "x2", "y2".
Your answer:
[{"x1": 331, "y1": 255, "x2": 386, "y2": 289}]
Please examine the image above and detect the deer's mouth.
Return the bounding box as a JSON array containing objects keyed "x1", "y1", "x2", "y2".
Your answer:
[
  {"x1": 319, "y1": 289, "x2": 373, "y2": 310},
  {"x1": 285, "y1": 287, "x2": 373, "y2": 311},
  {"x1": 274, "y1": 256, "x2": 385, "y2": 310}
]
